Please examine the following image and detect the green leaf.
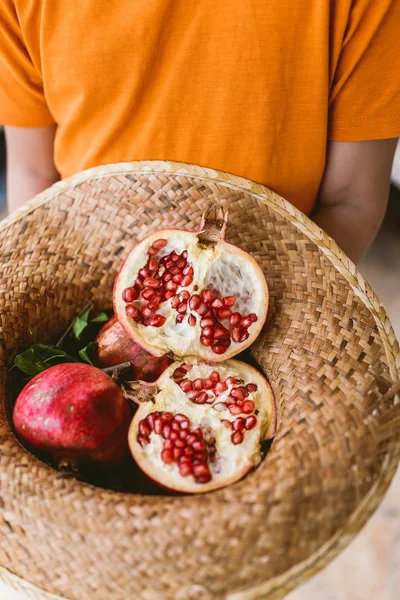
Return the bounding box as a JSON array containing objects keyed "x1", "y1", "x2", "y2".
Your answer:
[
  {"x1": 14, "y1": 344, "x2": 77, "y2": 376},
  {"x1": 72, "y1": 306, "x2": 93, "y2": 341},
  {"x1": 90, "y1": 312, "x2": 109, "y2": 324},
  {"x1": 78, "y1": 342, "x2": 98, "y2": 365}
]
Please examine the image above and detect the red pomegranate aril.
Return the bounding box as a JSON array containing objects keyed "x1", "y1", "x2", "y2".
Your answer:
[
  {"x1": 179, "y1": 291, "x2": 190, "y2": 302},
  {"x1": 139, "y1": 420, "x2": 151, "y2": 437},
  {"x1": 162, "y1": 424, "x2": 172, "y2": 439},
  {"x1": 148, "y1": 315, "x2": 166, "y2": 327},
  {"x1": 165, "y1": 260, "x2": 175, "y2": 270},
  {"x1": 193, "y1": 464, "x2": 211, "y2": 482},
  {"x1": 200, "y1": 316, "x2": 215, "y2": 328},
  {"x1": 126, "y1": 305, "x2": 140, "y2": 319},
  {"x1": 122, "y1": 287, "x2": 138, "y2": 303},
  {"x1": 211, "y1": 298, "x2": 224, "y2": 309},
  {"x1": 171, "y1": 422, "x2": 180, "y2": 432},
  {"x1": 202, "y1": 326, "x2": 214, "y2": 337},
  {"x1": 231, "y1": 327, "x2": 242, "y2": 342},
  {"x1": 212, "y1": 345, "x2": 228, "y2": 354},
  {"x1": 152, "y1": 238, "x2": 168, "y2": 250},
  {"x1": 242, "y1": 400, "x2": 255, "y2": 414},
  {"x1": 240, "y1": 331, "x2": 250, "y2": 343},
  {"x1": 174, "y1": 438, "x2": 186, "y2": 448},
  {"x1": 177, "y1": 302, "x2": 187, "y2": 314},
  {"x1": 195, "y1": 392, "x2": 208, "y2": 404},
  {"x1": 163, "y1": 272, "x2": 173, "y2": 282},
  {"x1": 187, "y1": 390, "x2": 199, "y2": 401},
  {"x1": 174, "y1": 413, "x2": 189, "y2": 424},
  {"x1": 146, "y1": 413, "x2": 156, "y2": 430},
  {"x1": 231, "y1": 387, "x2": 247, "y2": 401},
  {"x1": 177, "y1": 260, "x2": 186, "y2": 269},
  {"x1": 228, "y1": 404, "x2": 243, "y2": 415},
  {"x1": 137, "y1": 435, "x2": 150, "y2": 446},
  {"x1": 231, "y1": 431, "x2": 244, "y2": 445},
  {"x1": 138, "y1": 268, "x2": 149, "y2": 279},
  {"x1": 171, "y1": 295, "x2": 180, "y2": 308},
  {"x1": 176, "y1": 315, "x2": 184, "y2": 323},
  {"x1": 170, "y1": 252, "x2": 180, "y2": 262},
  {"x1": 143, "y1": 277, "x2": 160, "y2": 289},
  {"x1": 147, "y1": 246, "x2": 159, "y2": 256},
  {"x1": 216, "y1": 308, "x2": 232, "y2": 320},
  {"x1": 215, "y1": 381, "x2": 227, "y2": 393},
  {"x1": 147, "y1": 257, "x2": 159, "y2": 272},
  {"x1": 188, "y1": 314, "x2": 197, "y2": 326},
  {"x1": 240, "y1": 317, "x2": 253, "y2": 329},
  {"x1": 230, "y1": 313, "x2": 241, "y2": 327},
  {"x1": 245, "y1": 415, "x2": 257, "y2": 430},
  {"x1": 195, "y1": 451, "x2": 207, "y2": 461},
  {"x1": 186, "y1": 433, "x2": 198, "y2": 446},
  {"x1": 154, "y1": 417, "x2": 163, "y2": 435},
  {"x1": 179, "y1": 379, "x2": 192, "y2": 392},
  {"x1": 182, "y1": 250, "x2": 188, "y2": 259},
  {"x1": 221, "y1": 419, "x2": 232, "y2": 429},
  {"x1": 165, "y1": 280, "x2": 178, "y2": 292},
  {"x1": 210, "y1": 371, "x2": 220, "y2": 382},
  {"x1": 214, "y1": 325, "x2": 229, "y2": 339},
  {"x1": 204, "y1": 378, "x2": 214, "y2": 389},
  {"x1": 192, "y1": 379, "x2": 204, "y2": 391},
  {"x1": 164, "y1": 290, "x2": 175, "y2": 300},
  {"x1": 223, "y1": 296, "x2": 236, "y2": 307},
  {"x1": 161, "y1": 449, "x2": 174, "y2": 463},
  {"x1": 164, "y1": 412, "x2": 174, "y2": 421},
  {"x1": 181, "y1": 275, "x2": 193, "y2": 286},
  {"x1": 163, "y1": 439, "x2": 174, "y2": 449},
  {"x1": 148, "y1": 295, "x2": 162, "y2": 309},
  {"x1": 173, "y1": 448, "x2": 184, "y2": 459},
  {"x1": 173, "y1": 273, "x2": 184, "y2": 284},
  {"x1": 179, "y1": 463, "x2": 193, "y2": 477},
  {"x1": 246, "y1": 383, "x2": 258, "y2": 393},
  {"x1": 202, "y1": 289, "x2": 214, "y2": 304},
  {"x1": 226, "y1": 376, "x2": 238, "y2": 386},
  {"x1": 200, "y1": 336, "x2": 213, "y2": 347},
  {"x1": 173, "y1": 367, "x2": 186, "y2": 380},
  {"x1": 233, "y1": 417, "x2": 246, "y2": 432},
  {"x1": 142, "y1": 288, "x2": 155, "y2": 301},
  {"x1": 135, "y1": 281, "x2": 144, "y2": 292},
  {"x1": 192, "y1": 440, "x2": 206, "y2": 451},
  {"x1": 247, "y1": 313, "x2": 258, "y2": 322},
  {"x1": 142, "y1": 306, "x2": 155, "y2": 318},
  {"x1": 184, "y1": 446, "x2": 194, "y2": 456},
  {"x1": 196, "y1": 302, "x2": 209, "y2": 316},
  {"x1": 189, "y1": 294, "x2": 201, "y2": 310},
  {"x1": 183, "y1": 265, "x2": 193, "y2": 276}
]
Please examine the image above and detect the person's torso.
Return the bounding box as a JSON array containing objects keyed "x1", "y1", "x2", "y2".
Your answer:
[{"x1": 18, "y1": 0, "x2": 353, "y2": 213}]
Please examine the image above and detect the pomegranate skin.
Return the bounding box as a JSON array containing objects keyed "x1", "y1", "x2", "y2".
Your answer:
[
  {"x1": 95, "y1": 315, "x2": 172, "y2": 381},
  {"x1": 13, "y1": 363, "x2": 132, "y2": 466}
]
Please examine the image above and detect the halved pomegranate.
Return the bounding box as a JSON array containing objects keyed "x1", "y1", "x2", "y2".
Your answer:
[
  {"x1": 95, "y1": 315, "x2": 172, "y2": 381},
  {"x1": 126, "y1": 359, "x2": 276, "y2": 494},
  {"x1": 114, "y1": 205, "x2": 268, "y2": 361}
]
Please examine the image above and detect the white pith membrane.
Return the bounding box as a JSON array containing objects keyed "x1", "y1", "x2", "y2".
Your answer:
[
  {"x1": 114, "y1": 228, "x2": 268, "y2": 361},
  {"x1": 128, "y1": 360, "x2": 276, "y2": 493}
]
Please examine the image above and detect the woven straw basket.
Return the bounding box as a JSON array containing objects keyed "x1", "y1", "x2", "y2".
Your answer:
[{"x1": 1, "y1": 161, "x2": 399, "y2": 600}]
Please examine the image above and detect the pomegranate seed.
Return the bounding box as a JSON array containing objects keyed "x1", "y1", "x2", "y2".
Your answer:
[
  {"x1": 221, "y1": 419, "x2": 232, "y2": 429},
  {"x1": 164, "y1": 290, "x2": 175, "y2": 299},
  {"x1": 154, "y1": 418, "x2": 163, "y2": 434},
  {"x1": 122, "y1": 287, "x2": 138, "y2": 302},
  {"x1": 193, "y1": 464, "x2": 211, "y2": 481},
  {"x1": 172, "y1": 367, "x2": 186, "y2": 380},
  {"x1": 201, "y1": 289, "x2": 214, "y2": 304},
  {"x1": 162, "y1": 424, "x2": 172, "y2": 439},
  {"x1": 174, "y1": 413, "x2": 189, "y2": 423},
  {"x1": 211, "y1": 345, "x2": 228, "y2": 354},
  {"x1": 188, "y1": 314, "x2": 197, "y2": 326},
  {"x1": 206, "y1": 395, "x2": 215, "y2": 404},
  {"x1": 148, "y1": 295, "x2": 162, "y2": 309},
  {"x1": 232, "y1": 327, "x2": 243, "y2": 342},
  {"x1": 164, "y1": 412, "x2": 173, "y2": 421},
  {"x1": 225, "y1": 395, "x2": 236, "y2": 406},
  {"x1": 216, "y1": 308, "x2": 232, "y2": 320},
  {"x1": 163, "y1": 439, "x2": 174, "y2": 449},
  {"x1": 248, "y1": 313, "x2": 258, "y2": 322},
  {"x1": 177, "y1": 260, "x2": 186, "y2": 269},
  {"x1": 180, "y1": 421, "x2": 190, "y2": 431},
  {"x1": 187, "y1": 390, "x2": 199, "y2": 400},
  {"x1": 242, "y1": 400, "x2": 255, "y2": 414},
  {"x1": 142, "y1": 288, "x2": 155, "y2": 300},
  {"x1": 240, "y1": 331, "x2": 250, "y2": 343},
  {"x1": 135, "y1": 281, "x2": 144, "y2": 292},
  {"x1": 233, "y1": 417, "x2": 246, "y2": 432},
  {"x1": 195, "y1": 451, "x2": 207, "y2": 461},
  {"x1": 148, "y1": 315, "x2": 166, "y2": 327},
  {"x1": 173, "y1": 273, "x2": 184, "y2": 284},
  {"x1": 246, "y1": 383, "x2": 258, "y2": 393},
  {"x1": 215, "y1": 381, "x2": 227, "y2": 393},
  {"x1": 211, "y1": 298, "x2": 224, "y2": 308},
  {"x1": 193, "y1": 379, "x2": 204, "y2": 391},
  {"x1": 202, "y1": 326, "x2": 214, "y2": 337},
  {"x1": 195, "y1": 392, "x2": 208, "y2": 404},
  {"x1": 174, "y1": 439, "x2": 186, "y2": 448},
  {"x1": 142, "y1": 306, "x2": 155, "y2": 318},
  {"x1": 173, "y1": 448, "x2": 184, "y2": 459},
  {"x1": 181, "y1": 363, "x2": 193, "y2": 372},
  {"x1": 177, "y1": 301, "x2": 187, "y2": 314},
  {"x1": 204, "y1": 378, "x2": 214, "y2": 389},
  {"x1": 146, "y1": 413, "x2": 156, "y2": 430},
  {"x1": 171, "y1": 421, "x2": 180, "y2": 432},
  {"x1": 228, "y1": 404, "x2": 243, "y2": 415},
  {"x1": 210, "y1": 371, "x2": 220, "y2": 382},
  {"x1": 176, "y1": 314, "x2": 184, "y2": 323},
  {"x1": 148, "y1": 258, "x2": 159, "y2": 271},
  {"x1": 230, "y1": 313, "x2": 241, "y2": 326},
  {"x1": 161, "y1": 449, "x2": 174, "y2": 463},
  {"x1": 184, "y1": 447, "x2": 194, "y2": 456},
  {"x1": 214, "y1": 325, "x2": 229, "y2": 339},
  {"x1": 240, "y1": 317, "x2": 253, "y2": 329},
  {"x1": 126, "y1": 304, "x2": 139, "y2": 319},
  {"x1": 179, "y1": 291, "x2": 190, "y2": 302},
  {"x1": 181, "y1": 275, "x2": 193, "y2": 287},
  {"x1": 138, "y1": 267, "x2": 149, "y2": 279},
  {"x1": 183, "y1": 265, "x2": 193, "y2": 276},
  {"x1": 231, "y1": 387, "x2": 247, "y2": 401},
  {"x1": 192, "y1": 440, "x2": 206, "y2": 451},
  {"x1": 137, "y1": 435, "x2": 150, "y2": 446},
  {"x1": 179, "y1": 463, "x2": 193, "y2": 477},
  {"x1": 163, "y1": 272, "x2": 173, "y2": 282},
  {"x1": 182, "y1": 250, "x2": 188, "y2": 259},
  {"x1": 223, "y1": 296, "x2": 236, "y2": 307},
  {"x1": 165, "y1": 260, "x2": 175, "y2": 270},
  {"x1": 147, "y1": 246, "x2": 159, "y2": 256},
  {"x1": 189, "y1": 294, "x2": 201, "y2": 310},
  {"x1": 171, "y1": 295, "x2": 180, "y2": 308},
  {"x1": 200, "y1": 336, "x2": 213, "y2": 347},
  {"x1": 245, "y1": 415, "x2": 257, "y2": 430},
  {"x1": 231, "y1": 431, "x2": 244, "y2": 445},
  {"x1": 165, "y1": 280, "x2": 178, "y2": 292},
  {"x1": 139, "y1": 420, "x2": 151, "y2": 437},
  {"x1": 200, "y1": 316, "x2": 215, "y2": 328},
  {"x1": 186, "y1": 433, "x2": 198, "y2": 446},
  {"x1": 196, "y1": 474, "x2": 212, "y2": 484},
  {"x1": 152, "y1": 239, "x2": 167, "y2": 250},
  {"x1": 143, "y1": 277, "x2": 160, "y2": 288},
  {"x1": 196, "y1": 302, "x2": 209, "y2": 316},
  {"x1": 179, "y1": 379, "x2": 193, "y2": 392}
]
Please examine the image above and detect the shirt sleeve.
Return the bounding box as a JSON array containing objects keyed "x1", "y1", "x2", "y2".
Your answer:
[
  {"x1": 328, "y1": 0, "x2": 400, "y2": 142},
  {"x1": 0, "y1": 0, "x2": 55, "y2": 127}
]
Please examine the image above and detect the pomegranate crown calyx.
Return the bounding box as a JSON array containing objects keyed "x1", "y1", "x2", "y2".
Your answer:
[{"x1": 197, "y1": 204, "x2": 227, "y2": 248}]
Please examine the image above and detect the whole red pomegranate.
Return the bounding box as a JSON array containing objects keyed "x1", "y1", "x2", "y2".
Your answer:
[
  {"x1": 114, "y1": 205, "x2": 269, "y2": 361},
  {"x1": 95, "y1": 315, "x2": 171, "y2": 381},
  {"x1": 13, "y1": 363, "x2": 132, "y2": 468},
  {"x1": 125, "y1": 359, "x2": 276, "y2": 494}
]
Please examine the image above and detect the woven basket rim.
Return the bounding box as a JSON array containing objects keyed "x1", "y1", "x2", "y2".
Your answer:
[{"x1": 1, "y1": 160, "x2": 399, "y2": 600}]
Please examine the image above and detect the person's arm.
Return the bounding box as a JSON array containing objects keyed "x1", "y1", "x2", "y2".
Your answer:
[
  {"x1": 5, "y1": 124, "x2": 60, "y2": 213},
  {"x1": 313, "y1": 138, "x2": 398, "y2": 264}
]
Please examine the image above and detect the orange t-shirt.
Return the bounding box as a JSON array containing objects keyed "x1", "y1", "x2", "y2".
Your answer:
[{"x1": 1, "y1": 0, "x2": 400, "y2": 214}]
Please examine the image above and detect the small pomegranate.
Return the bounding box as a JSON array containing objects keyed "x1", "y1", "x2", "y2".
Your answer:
[
  {"x1": 95, "y1": 315, "x2": 172, "y2": 381},
  {"x1": 114, "y1": 205, "x2": 268, "y2": 361},
  {"x1": 13, "y1": 363, "x2": 132, "y2": 468},
  {"x1": 126, "y1": 359, "x2": 276, "y2": 493}
]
